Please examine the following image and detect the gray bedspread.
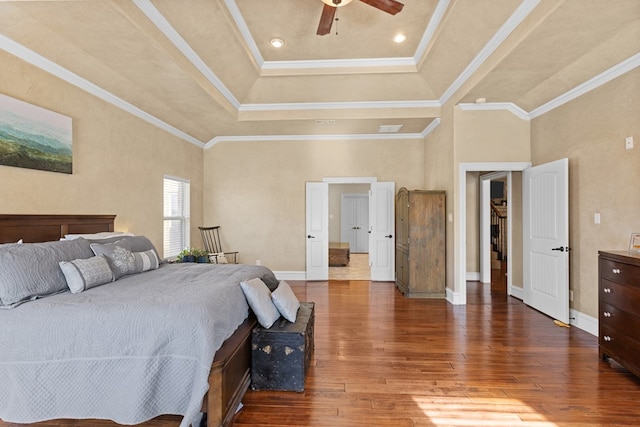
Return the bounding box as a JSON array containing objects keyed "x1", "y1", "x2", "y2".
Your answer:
[{"x1": 0, "y1": 263, "x2": 276, "y2": 426}]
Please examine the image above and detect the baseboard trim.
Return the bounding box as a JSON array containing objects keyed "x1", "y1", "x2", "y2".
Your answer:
[
  {"x1": 466, "y1": 272, "x2": 480, "y2": 281},
  {"x1": 273, "y1": 271, "x2": 306, "y2": 281},
  {"x1": 570, "y1": 309, "x2": 598, "y2": 336}
]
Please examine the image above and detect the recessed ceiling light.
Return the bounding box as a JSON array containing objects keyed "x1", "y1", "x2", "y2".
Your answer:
[
  {"x1": 270, "y1": 38, "x2": 284, "y2": 48},
  {"x1": 393, "y1": 34, "x2": 406, "y2": 43}
]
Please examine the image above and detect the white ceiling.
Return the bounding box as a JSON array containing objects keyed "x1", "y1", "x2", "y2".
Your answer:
[{"x1": 0, "y1": 0, "x2": 638, "y2": 147}]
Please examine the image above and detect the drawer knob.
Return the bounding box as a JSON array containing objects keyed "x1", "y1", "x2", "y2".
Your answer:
[
  {"x1": 603, "y1": 311, "x2": 611, "y2": 317},
  {"x1": 603, "y1": 288, "x2": 612, "y2": 293},
  {"x1": 612, "y1": 268, "x2": 621, "y2": 274},
  {"x1": 604, "y1": 335, "x2": 611, "y2": 342}
]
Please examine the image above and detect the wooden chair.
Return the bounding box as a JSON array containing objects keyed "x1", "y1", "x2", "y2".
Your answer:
[{"x1": 198, "y1": 226, "x2": 238, "y2": 264}]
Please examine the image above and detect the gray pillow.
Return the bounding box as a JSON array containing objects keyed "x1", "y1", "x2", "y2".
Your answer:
[
  {"x1": 240, "y1": 278, "x2": 281, "y2": 329},
  {"x1": 59, "y1": 255, "x2": 114, "y2": 293},
  {"x1": 133, "y1": 249, "x2": 160, "y2": 272},
  {"x1": 271, "y1": 280, "x2": 300, "y2": 323},
  {"x1": 0, "y1": 239, "x2": 93, "y2": 308},
  {"x1": 90, "y1": 240, "x2": 136, "y2": 280},
  {"x1": 85, "y1": 235, "x2": 161, "y2": 263}
]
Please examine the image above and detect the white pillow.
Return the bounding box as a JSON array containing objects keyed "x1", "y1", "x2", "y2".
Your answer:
[
  {"x1": 59, "y1": 255, "x2": 114, "y2": 294},
  {"x1": 240, "y1": 278, "x2": 281, "y2": 329},
  {"x1": 271, "y1": 280, "x2": 300, "y2": 323}
]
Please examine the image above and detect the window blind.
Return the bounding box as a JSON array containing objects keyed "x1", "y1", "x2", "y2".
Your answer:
[{"x1": 163, "y1": 176, "x2": 190, "y2": 258}]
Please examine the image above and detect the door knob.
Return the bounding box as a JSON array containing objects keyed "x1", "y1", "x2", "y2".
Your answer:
[
  {"x1": 307, "y1": 235, "x2": 315, "y2": 239},
  {"x1": 551, "y1": 246, "x2": 565, "y2": 252},
  {"x1": 385, "y1": 235, "x2": 393, "y2": 238}
]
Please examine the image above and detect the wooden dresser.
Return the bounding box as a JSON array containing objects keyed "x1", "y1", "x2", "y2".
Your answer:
[
  {"x1": 598, "y1": 250, "x2": 640, "y2": 377},
  {"x1": 395, "y1": 188, "x2": 446, "y2": 298}
]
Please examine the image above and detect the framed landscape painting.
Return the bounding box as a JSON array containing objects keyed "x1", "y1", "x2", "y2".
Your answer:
[{"x1": 0, "y1": 93, "x2": 72, "y2": 174}]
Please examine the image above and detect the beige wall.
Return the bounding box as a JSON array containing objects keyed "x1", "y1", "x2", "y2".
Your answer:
[
  {"x1": 531, "y1": 68, "x2": 640, "y2": 317},
  {"x1": 424, "y1": 108, "x2": 455, "y2": 291},
  {"x1": 454, "y1": 107, "x2": 531, "y2": 163},
  {"x1": 0, "y1": 51, "x2": 203, "y2": 256},
  {"x1": 202, "y1": 138, "x2": 425, "y2": 271}
]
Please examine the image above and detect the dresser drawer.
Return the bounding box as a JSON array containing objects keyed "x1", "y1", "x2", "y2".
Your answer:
[
  {"x1": 599, "y1": 301, "x2": 640, "y2": 339},
  {"x1": 600, "y1": 258, "x2": 640, "y2": 285},
  {"x1": 600, "y1": 279, "x2": 640, "y2": 313},
  {"x1": 600, "y1": 324, "x2": 640, "y2": 375}
]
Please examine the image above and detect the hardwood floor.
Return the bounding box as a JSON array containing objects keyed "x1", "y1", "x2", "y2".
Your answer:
[{"x1": 4, "y1": 279, "x2": 640, "y2": 426}]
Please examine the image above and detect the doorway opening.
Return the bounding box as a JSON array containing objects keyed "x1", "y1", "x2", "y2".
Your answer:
[
  {"x1": 456, "y1": 162, "x2": 530, "y2": 305},
  {"x1": 329, "y1": 183, "x2": 371, "y2": 281}
]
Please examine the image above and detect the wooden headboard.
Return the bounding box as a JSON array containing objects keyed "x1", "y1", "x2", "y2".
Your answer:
[{"x1": 0, "y1": 214, "x2": 116, "y2": 243}]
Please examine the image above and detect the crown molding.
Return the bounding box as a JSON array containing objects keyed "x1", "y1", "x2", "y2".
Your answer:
[
  {"x1": 529, "y1": 52, "x2": 640, "y2": 119},
  {"x1": 260, "y1": 57, "x2": 418, "y2": 76},
  {"x1": 0, "y1": 33, "x2": 205, "y2": 148},
  {"x1": 205, "y1": 131, "x2": 425, "y2": 149},
  {"x1": 414, "y1": 0, "x2": 450, "y2": 63},
  {"x1": 422, "y1": 117, "x2": 442, "y2": 137},
  {"x1": 457, "y1": 102, "x2": 530, "y2": 120},
  {"x1": 238, "y1": 99, "x2": 441, "y2": 113},
  {"x1": 439, "y1": 0, "x2": 540, "y2": 105},
  {"x1": 224, "y1": 0, "x2": 264, "y2": 68},
  {"x1": 134, "y1": 0, "x2": 240, "y2": 110}
]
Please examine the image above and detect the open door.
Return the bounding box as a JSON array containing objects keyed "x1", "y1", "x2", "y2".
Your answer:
[
  {"x1": 523, "y1": 158, "x2": 569, "y2": 324},
  {"x1": 306, "y1": 182, "x2": 328, "y2": 280},
  {"x1": 369, "y1": 182, "x2": 395, "y2": 281}
]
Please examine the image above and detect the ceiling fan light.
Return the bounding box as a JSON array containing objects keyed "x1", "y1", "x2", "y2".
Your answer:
[
  {"x1": 320, "y1": 0, "x2": 354, "y2": 7},
  {"x1": 270, "y1": 38, "x2": 285, "y2": 48}
]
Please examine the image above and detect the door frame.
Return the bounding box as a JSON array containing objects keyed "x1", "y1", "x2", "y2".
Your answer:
[{"x1": 455, "y1": 162, "x2": 530, "y2": 305}]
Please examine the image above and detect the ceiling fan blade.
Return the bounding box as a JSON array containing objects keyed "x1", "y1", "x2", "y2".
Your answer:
[
  {"x1": 359, "y1": 0, "x2": 404, "y2": 15},
  {"x1": 317, "y1": 4, "x2": 337, "y2": 36}
]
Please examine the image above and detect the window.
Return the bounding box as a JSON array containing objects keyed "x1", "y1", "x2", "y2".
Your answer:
[{"x1": 163, "y1": 176, "x2": 190, "y2": 258}]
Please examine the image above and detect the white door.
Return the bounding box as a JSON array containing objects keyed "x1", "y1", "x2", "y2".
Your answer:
[
  {"x1": 306, "y1": 182, "x2": 329, "y2": 280},
  {"x1": 369, "y1": 182, "x2": 395, "y2": 281},
  {"x1": 341, "y1": 194, "x2": 369, "y2": 253},
  {"x1": 523, "y1": 158, "x2": 569, "y2": 323}
]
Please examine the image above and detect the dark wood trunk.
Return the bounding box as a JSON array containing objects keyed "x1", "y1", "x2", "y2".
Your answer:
[{"x1": 251, "y1": 302, "x2": 314, "y2": 392}]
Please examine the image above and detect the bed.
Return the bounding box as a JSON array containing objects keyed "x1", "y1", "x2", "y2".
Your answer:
[{"x1": 0, "y1": 214, "x2": 273, "y2": 427}]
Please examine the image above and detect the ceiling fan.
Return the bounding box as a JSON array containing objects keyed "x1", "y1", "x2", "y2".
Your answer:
[{"x1": 317, "y1": 0, "x2": 404, "y2": 36}]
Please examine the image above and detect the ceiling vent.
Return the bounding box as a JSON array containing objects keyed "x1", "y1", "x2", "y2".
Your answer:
[{"x1": 378, "y1": 124, "x2": 403, "y2": 133}]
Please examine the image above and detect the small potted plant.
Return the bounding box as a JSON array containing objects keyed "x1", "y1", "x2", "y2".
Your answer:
[
  {"x1": 177, "y1": 248, "x2": 195, "y2": 263},
  {"x1": 193, "y1": 248, "x2": 209, "y2": 263}
]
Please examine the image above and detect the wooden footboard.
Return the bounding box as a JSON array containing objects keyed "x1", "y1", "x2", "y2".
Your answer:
[{"x1": 203, "y1": 315, "x2": 257, "y2": 427}]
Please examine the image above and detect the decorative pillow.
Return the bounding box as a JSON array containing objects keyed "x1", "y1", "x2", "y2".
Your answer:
[
  {"x1": 271, "y1": 280, "x2": 300, "y2": 323},
  {"x1": 90, "y1": 240, "x2": 136, "y2": 280},
  {"x1": 0, "y1": 238, "x2": 94, "y2": 308},
  {"x1": 86, "y1": 235, "x2": 162, "y2": 264},
  {"x1": 211, "y1": 252, "x2": 228, "y2": 264},
  {"x1": 133, "y1": 249, "x2": 160, "y2": 272},
  {"x1": 59, "y1": 255, "x2": 113, "y2": 294},
  {"x1": 240, "y1": 278, "x2": 281, "y2": 329}
]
